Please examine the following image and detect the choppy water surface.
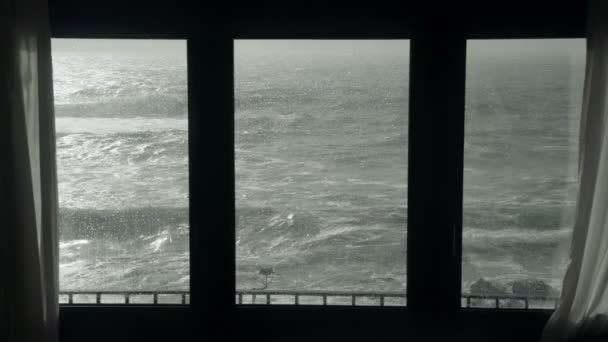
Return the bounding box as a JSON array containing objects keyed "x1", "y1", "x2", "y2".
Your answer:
[
  {"x1": 54, "y1": 40, "x2": 189, "y2": 291},
  {"x1": 54, "y1": 39, "x2": 584, "y2": 296}
]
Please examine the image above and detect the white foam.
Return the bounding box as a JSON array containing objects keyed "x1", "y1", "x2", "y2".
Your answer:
[
  {"x1": 59, "y1": 239, "x2": 91, "y2": 248},
  {"x1": 463, "y1": 227, "x2": 573, "y2": 245},
  {"x1": 56, "y1": 117, "x2": 186, "y2": 134}
]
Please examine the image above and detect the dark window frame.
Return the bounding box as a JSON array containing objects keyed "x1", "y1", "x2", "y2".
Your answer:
[{"x1": 50, "y1": 2, "x2": 587, "y2": 341}]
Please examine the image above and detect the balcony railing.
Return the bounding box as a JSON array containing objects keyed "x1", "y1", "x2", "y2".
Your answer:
[
  {"x1": 59, "y1": 290, "x2": 559, "y2": 309},
  {"x1": 59, "y1": 291, "x2": 190, "y2": 305},
  {"x1": 235, "y1": 289, "x2": 406, "y2": 306}
]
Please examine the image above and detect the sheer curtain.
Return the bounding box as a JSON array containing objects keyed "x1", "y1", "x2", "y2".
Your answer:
[
  {"x1": 542, "y1": 1, "x2": 608, "y2": 341},
  {"x1": 0, "y1": 0, "x2": 59, "y2": 341}
]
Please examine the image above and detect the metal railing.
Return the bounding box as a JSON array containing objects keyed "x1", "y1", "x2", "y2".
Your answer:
[
  {"x1": 235, "y1": 289, "x2": 406, "y2": 306},
  {"x1": 461, "y1": 294, "x2": 559, "y2": 309},
  {"x1": 59, "y1": 290, "x2": 559, "y2": 309},
  {"x1": 59, "y1": 291, "x2": 189, "y2": 305}
]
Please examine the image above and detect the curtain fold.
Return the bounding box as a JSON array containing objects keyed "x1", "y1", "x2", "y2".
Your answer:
[
  {"x1": 0, "y1": 0, "x2": 59, "y2": 341},
  {"x1": 542, "y1": 1, "x2": 608, "y2": 341}
]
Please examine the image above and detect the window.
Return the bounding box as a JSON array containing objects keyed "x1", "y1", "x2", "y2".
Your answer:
[
  {"x1": 53, "y1": 39, "x2": 189, "y2": 304},
  {"x1": 234, "y1": 40, "x2": 409, "y2": 306},
  {"x1": 462, "y1": 39, "x2": 585, "y2": 309},
  {"x1": 48, "y1": 4, "x2": 588, "y2": 341}
]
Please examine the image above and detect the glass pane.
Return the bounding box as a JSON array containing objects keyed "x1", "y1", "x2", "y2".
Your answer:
[
  {"x1": 235, "y1": 40, "x2": 409, "y2": 305},
  {"x1": 462, "y1": 39, "x2": 585, "y2": 308},
  {"x1": 53, "y1": 39, "x2": 189, "y2": 298}
]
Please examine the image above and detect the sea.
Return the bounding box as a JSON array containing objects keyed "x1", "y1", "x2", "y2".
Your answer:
[{"x1": 53, "y1": 39, "x2": 585, "y2": 297}]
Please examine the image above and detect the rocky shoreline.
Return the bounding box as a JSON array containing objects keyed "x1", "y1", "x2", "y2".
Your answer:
[{"x1": 469, "y1": 278, "x2": 559, "y2": 298}]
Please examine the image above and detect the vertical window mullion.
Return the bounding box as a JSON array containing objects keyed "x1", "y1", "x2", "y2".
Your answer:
[
  {"x1": 407, "y1": 32, "x2": 466, "y2": 319},
  {"x1": 188, "y1": 21, "x2": 235, "y2": 335}
]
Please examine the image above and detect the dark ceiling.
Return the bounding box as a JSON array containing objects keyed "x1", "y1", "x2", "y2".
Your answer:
[{"x1": 49, "y1": 0, "x2": 587, "y2": 38}]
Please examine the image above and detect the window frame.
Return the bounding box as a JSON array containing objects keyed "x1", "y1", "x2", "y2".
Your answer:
[{"x1": 50, "y1": 2, "x2": 587, "y2": 341}]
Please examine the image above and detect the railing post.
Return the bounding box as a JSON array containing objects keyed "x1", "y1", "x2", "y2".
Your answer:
[
  {"x1": 252, "y1": 294, "x2": 256, "y2": 304},
  {"x1": 323, "y1": 295, "x2": 327, "y2": 306},
  {"x1": 495, "y1": 298, "x2": 499, "y2": 308},
  {"x1": 380, "y1": 296, "x2": 384, "y2": 307},
  {"x1": 125, "y1": 294, "x2": 130, "y2": 304},
  {"x1": 96, "y1": 293, "x2": 101, "y2": 304},
  {"x1": 182, "y1": 293, "x2": 186, "y2": 304},
  {"x1": 266, "y1": 294, "x2": 270, "y2": 304},
  {"x1": 466, "y1": 296, "x2": 470, "y2": 308},
  {"x1": 525, "y1": 298, "x2": 529, "y2": 309},
  {"x1": 295, "y1": 294, "x2": 299, "y2": 305},
  {"x1": 352, "y1": 296, "x2": 356, "y2": 306},
  {"x1": 68, "y1": 293, "x2": 73, "y2": 304},
  {"x1": 238, "y1": 293, "x2": 243, "y2": 304},
  {"x1": 153, "y1": 293, "x2": 158, "y2": 304}
]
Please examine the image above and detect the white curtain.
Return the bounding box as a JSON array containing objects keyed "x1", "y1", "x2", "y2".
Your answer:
[
  {"x1": 542, "y1": 1, "x2": 608, "y2": 341},
  {"x1": 0, "y1": 0, "x2": 59, "y2": 341}
]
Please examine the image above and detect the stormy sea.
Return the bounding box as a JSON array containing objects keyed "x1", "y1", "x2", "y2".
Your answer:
[{"x1": 54, "y1": 39, "x2": 585, "y2": 302}]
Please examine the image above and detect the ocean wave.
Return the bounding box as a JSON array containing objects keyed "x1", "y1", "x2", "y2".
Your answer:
[
  {"x1": 236, "y1": 205, "x2": 406, "y2": 272},
  {"x1": 56, "y1": 117, "x2": 187, "y2": 134},
  {"x1": 55, "y1": 94, "x2": 187, "y2": 118},
  {"x1": 59, "y1": 207, "x2": 189, "y2": 240},
  {"x1": 57, "y1": 129, "x2": 187, "y2": 163},
  {"x1": 60, "y1": 239, "x2": 91, "y2": 249},
  {"x1": 463, "y1": 226, "x2": 572, "y2": 246},
  {"x1": 463, "y1": 205, "x2": 575, "y2": 230},
  {"x1": 236, "y1": 207, "x2": 322, "y2": 239}
]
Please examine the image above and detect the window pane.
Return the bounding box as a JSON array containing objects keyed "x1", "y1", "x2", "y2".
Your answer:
[
  {"x1": 53, "y1": 39, "x2": 189, "y2": 296},
  {"x1": 235, "y1": 40, "x2": 409, "y2": 305},
  {"x1": 463, "y1": 39, "x2": 585, "y2": 308}
]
